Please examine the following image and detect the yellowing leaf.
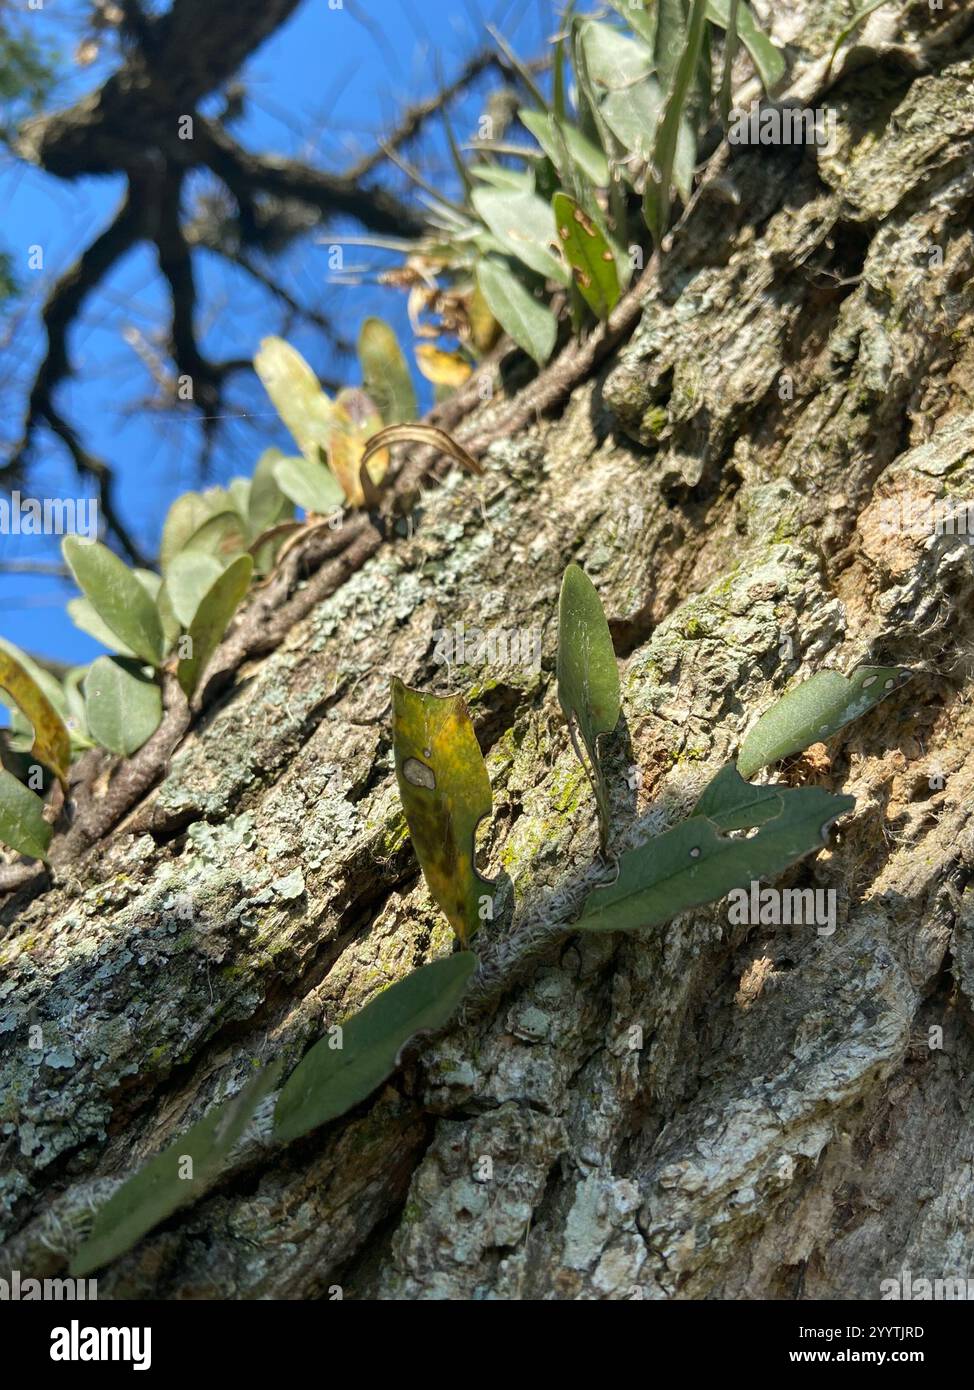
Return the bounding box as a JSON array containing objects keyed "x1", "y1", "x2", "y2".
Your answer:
[
  {"x1": 0, "y1": 649, "x2": 71, "y2": 786},
  {"x1": 358, "y1": 318, "x2": 417, "y2": 425},
  {"x1": 254, "y1": 336, "x2": 333, "y2": 464},
  {"x1": 391, "y1": 678, "x2": 495, "y2": 945},
  {"x1": 329, "y1": 387, "x2": 387, "y2": 507},
  {"x1": 361, "y1": 423, "x2": 484, "y2": 480},
  {"x1": 415, "y1": 346, "x2": 473, "y2": 388}
]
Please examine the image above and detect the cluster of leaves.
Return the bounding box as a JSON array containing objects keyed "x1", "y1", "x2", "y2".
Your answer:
[
  {"x1": 0, "y1": 4, "x2": 796, "y2": 866},
  {"x1": 385, "y1": 0, "x2": 785, "y2": 366},
  {"x1": 0, "y1": 317, "x2": 439, "y2": 865},
  {"x1": 68, "y1": 564, "x2": 909, "y2": 1277},
  {"x1": 394, "y1": 564, "x2": 910, "y2": 944}
]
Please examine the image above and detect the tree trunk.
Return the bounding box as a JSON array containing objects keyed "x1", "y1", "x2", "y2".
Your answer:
[{"x1": 3, "y1": 1, "x2": 974, "y2": 1301}]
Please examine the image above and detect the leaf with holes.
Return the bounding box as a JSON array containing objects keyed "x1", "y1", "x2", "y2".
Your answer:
[
  {"x1": 557, "y1": 564, "x2": 621, "y2": 853},
  {"x1": 737, "y1": 666, "x2": 912, "y2": 779},
  {"x1": 0, "y1": 770, "x2": 51, "y2": 862},
  {"x1": 552, "y1": 192, "x2": 620, "y2": 320},
  {"x1": 177, "y1": 555, "x2": 253, "y2": 699},
  {"x1": 62, "y1": 538, "x2": 164, "y2": 668},
  {"x1": 70, "y1": 1059, "x2": 282, "y2": 1277},
  {"x1": 0, "y1": 649, "x2": 70, "y2": 785},
  {"x1": 358, "y1": 318, "x2": 417, "y2": 425},
  {"x1": 689, "y1": 762, "x2": 784, "y2": 830},
  {"x1": 576, "y1": 786, "x2": 854, "y2": 933},
  {"x1": 84, "y1": 657, "x2": 163, "y2": 757},
  {"x1": 391, "y1": 678, "x2": 495, "y2": 945},
  {"x1": 273, "y1": 952, "x2": 477, "y2": 1145}
]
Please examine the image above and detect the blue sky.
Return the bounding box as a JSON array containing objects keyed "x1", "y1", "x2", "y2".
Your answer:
[{"x1": 0, "y1": 0, "x2": 564, "y2": 666}]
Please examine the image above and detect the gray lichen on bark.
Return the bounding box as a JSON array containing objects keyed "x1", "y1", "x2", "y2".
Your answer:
[{"x1": 2, "y1": 0, "x2": 974, "y2": 1299}]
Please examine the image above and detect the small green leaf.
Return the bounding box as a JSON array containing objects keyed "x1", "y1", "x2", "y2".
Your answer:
[
  {"x1": 520, "y1": 108, "x2": 609, "y2": 188},
  {"x1": 557, "y1": 564, "x2": 621, "y2": 853},
  {"x1": 602, "y1": 75, "x2": 664, "y2": 163},
  {"x1": 272, "y1": 455, "x2": 345, "y2": 515},
  {"x1": 273, "y1": 953, "x2": 478, "y2": 1145},
  {"x1": 476, "y1": 256, "x2": 557, "y2": 366},
  {"x1": 160, "y1": 492, "x2": 214, "y2": 572},
  {"x1": 248, "y1": 447, "x2": 294, "y2": 537},
  {"x1": 471, "y1": 185, "x2": 571, "y2": 287},
  {"x1": 469, "y1": 165, "x2": 537, "y2": 192},
  {"x1": 84, "y1": 657, "x2": 163, "y2": 757},
  {"x1": 66, "y1": 598, "x2": 136, "y2": 658},
  {"x1": 0, "y1": 649, "x2": 71, "y2": 785},
  {"x1": 391, "y1": 678, "x2": 495, "y2": 945},
  {"x1": 358, "y1": 317, "x2": 417, "y2": 426},
  {"x1": 160, "y1": 551, "x2": 225, "y2": 630},
  {"x1": 255, "y1": 335, "x2": 334, "y2": 465},
  {"x1": 62, "y1": 538, "x2": 164, "y2": 668},
  {"x1": 0, "y1": 770, "x2": 51, "y2": 862},
  {"x1": 552, "y1": 192, "x2": 620, "y2": 320},
  {"x1": 177, "y1": 555, "x2": 254, "y2": 699},
  {"x1": 70, "y1": 1059, "x2": 282, "y2": 1277},
  {"x1": 689, "y1": 762, "x2": 782, "y2": 830},
  {"x1": 580, "y1": 18, "x2": 654, "y2": 88},
  {"x1": 181, "y1": 510, "x2": 249, "y2": 564},
  {"x1": 644, "y1": 0, "x2": 708, "y2": 244},
  {"x1": 737, "y1": 666, "x2": 911, "y2": 779},
  {"x1": 576, "y1": 787, "x2": 854, "y2": 933},
  {"x1": 706, "y1": 0, "x2": 786, "y2": 89}
]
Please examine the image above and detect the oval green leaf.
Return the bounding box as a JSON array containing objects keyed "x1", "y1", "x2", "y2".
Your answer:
[
  {"x1": 476, "y1": 256, "x2": 557, "y2": 367},
  {"x1": 177, "y1": 554, "x2": 253, "y2": 698},
  {"x1": 576, "y1": 787, "x2": 854, "y2": 933},
  {"x1": 254, "y1": 335, "x2": 334, "y2": 465},
  {"x1": 272, "y1": 454, "x2": 346, "y2": 515},
  {"x1": 62, "y1": 537, "x2": 164, "y2": 668},
  {"x1": 471, "y1": 185, "x2": 571, "y2": 287},
  {"x1": 0, "y1": 769, "x2": 52, "y2": 862},
  {"x1": 160, "y1": 550, "x2": 225, "y2": 629},
  {"x1": 70, "y1": 1059, "x2": 282, "y2": 1277},
  {"x1": 557, "y1": 564, "x2": 621, "y2": 852},
  {"x1": 84, "y1": 657, "x2": 163, "y2": 757}
]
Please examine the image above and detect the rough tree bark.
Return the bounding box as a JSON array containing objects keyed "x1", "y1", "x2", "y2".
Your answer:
[{"x1": 2, "y1": 0, "x2": 974, "y2": 1300}]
